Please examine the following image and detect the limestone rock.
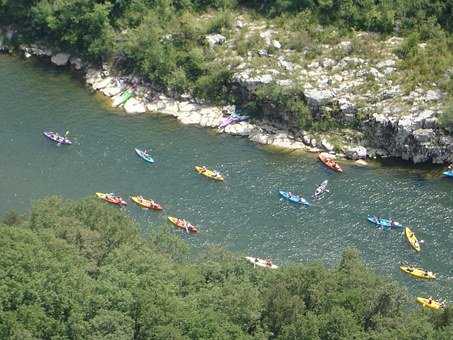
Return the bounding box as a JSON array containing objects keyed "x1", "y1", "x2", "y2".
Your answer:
[
  {"x1": 272, "y1": 40, "x2": 281, "y2": 49},
  {"x1": 304, "y1": 89, "x2": 335, "y2": 113},
  {"x1": 124, "y1": 97, "x2": 146, "y2": 114},
  {"x1": 412, "y1": 129, "x2": 435, "y2": 143},
  {"x1": 224, "y1": 121, "x2": 255, "y2": 136},
  {"x1": 92, "y1": 77, "x2": 113, "y2": 91},
  {"x1": 101, "y1": 80, "x2": 125, "y2": 97},
  {"x1": 233, "y1": 70, "x2": 273, "y2": 91},
  {"x1": 249, "y1": 130, "x2": 272, "y2": 145},
  {"x1": 376, "y1": 59, "x2": 396, "y2": 69},
  {"x1": 235, "y1": 20, "x2": 245, "y2": 28},
  {"x1": 206, "y1": 34, "x2": 226, "y2": 48},
  {"x1": 345, "y1": 146, "x2": 367, "y2": 160},
  {"x1": 69, "y1": 57, "x2": 83, "y2": 70},
  {"x1": 51, "y1": 53, "x2": 70, "y2": 66},
  {"x1": 337, "y1": 41, "x2": 353, "y2": 54},
  {"x1": 321, "y1": 139, "x2": 334, "y2": 152},
  {"x1": 424, "y1": 89, "x2": 442, "y2": 101}
]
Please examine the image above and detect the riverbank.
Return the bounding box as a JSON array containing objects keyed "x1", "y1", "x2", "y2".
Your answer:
[
  {"x1": 0, "y1": 42, "x2": 341, "y2": 156},
  {"x1": 1, "y1": 21, "x2": 452, "y2": 164}
]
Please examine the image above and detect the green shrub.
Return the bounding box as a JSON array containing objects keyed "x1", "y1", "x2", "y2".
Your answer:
[
  {"x1": 194, "y1": 65, "x2": 234, "y2": 103},
  {"x1": 207, "y1": 10, "x2": 233, "y2": 34}
]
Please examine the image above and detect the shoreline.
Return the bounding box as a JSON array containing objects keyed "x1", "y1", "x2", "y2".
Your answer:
[
  {"x1": 2, "y1": 45, "x2": 371, "y2": 165},
  {"x1": 1, "y1": 38, "x2": 451, "y2": 167}
]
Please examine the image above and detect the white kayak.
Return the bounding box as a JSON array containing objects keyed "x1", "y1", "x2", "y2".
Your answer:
[
  {"x1": 245, "y1": 256, "x2": 279, "y2": 269},
  {"x1": 313, "y1": 180, "x2": 329, "y2": 198}
]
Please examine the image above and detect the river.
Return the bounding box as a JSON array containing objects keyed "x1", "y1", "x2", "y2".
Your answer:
[{"x1": 1, "y1": 55, "x2": 452, "y2": 300}]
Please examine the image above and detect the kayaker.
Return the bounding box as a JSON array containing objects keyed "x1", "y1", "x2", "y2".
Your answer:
[
  {"x1": 180, "y1": 220, "x2": 188, "y2": 233},
  {"x1": 428, "y1": 297, "x2": 433, "y2": 305}
]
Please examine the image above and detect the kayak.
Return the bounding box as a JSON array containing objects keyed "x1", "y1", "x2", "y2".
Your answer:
[
  {"x1": 96, "y1": 192, "x2": 127, "y2": 206},
  {"x1": 218, "y1": 114, "x2": 249, "y2": 129},
  {"x1": 168, "y1": 216, "x2": 198, "y2": 234},
  {"x1": 416, "y1": 297, "x2": 444, "y2": 310},
  {"x1": 245, "y1": 256, "x2": 279, "y2": 269},
  {"x1": 195, "y1": 166, "x2": 224, "y2": 181},
  {"x1": 313, "y1": 180, "x2": 329, "y2": 198},
  {"x1": 43, "y1": 131, "x2": 72, "y2": 145},
  {"x1": 405, "y1": 227, "x2": 420, "y2": 252},
  {"x1": 443, "y1": 170, "x2": 453, "y2": 178},
  {"x1": 135, "y1": 148, "x2": 154, "y2": 163},
  {"x1": 400, "y1": 266, "x2": 436, "y2": 280},
  {"x1": 112, "y1": 89, "x2": 133, "y2": 107},
  {"x1": 319, "y1": 153, "x2": 342, "y2": 172},
  {"x1": 279, "y1": 191, "x2": 310, "y2": 206},
  {"x1": 130, "y1": 195, "x2": 162, "y2": 210},
  {"x1": 367, "y1": 215, "x2": 403, "y2": 229}
]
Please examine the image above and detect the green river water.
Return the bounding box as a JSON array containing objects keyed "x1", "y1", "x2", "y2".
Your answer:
[{"x1": 1, "y1": 55, "x2": 452, "y2": 300}]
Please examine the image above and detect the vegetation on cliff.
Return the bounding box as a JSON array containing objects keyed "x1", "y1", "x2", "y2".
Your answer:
[{"x1": 0, "y1": 197, "x2": 452, "y2": 338}]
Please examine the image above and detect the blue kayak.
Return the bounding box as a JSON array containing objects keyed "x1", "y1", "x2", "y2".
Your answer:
[
  {"x1": 443, "y1": 170, "x2": 453, "y2": 178},
  {"x1": 135, "y1": 148, "x2": 154, "y2": 163},
  {"x1": 367, "y1": 215, "x2": 402, "y2": 229},
  {"x1": 279, "y1": 191, "x2": 310, "y2": 206}
]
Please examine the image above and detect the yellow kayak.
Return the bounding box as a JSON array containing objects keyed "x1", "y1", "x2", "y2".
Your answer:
[
  {"x1": 400, "y1": 266, "x2": 436, "y2": 280},
  {"x1": 168, "y1": 216, "x2": 198, "y2": 234},
  {"x1": 405, "y1": 227, "x2": 420, "y2": 252},
  {"x1": 194, "y1": 166, "x2": 224, "y2": 181},
  {"x1": 416, "y1": 297, "x2": 443, "y2": 310}
]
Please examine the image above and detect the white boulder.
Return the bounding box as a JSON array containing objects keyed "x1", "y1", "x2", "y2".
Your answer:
[
  {"x1": 304, "y1": 89, "x2": 335, "y2": 112},
  {"x1": 92, "y1": 77, "x2": 113, "y2": 91},
  {"x1": 51, "y1": 53, "x2": 70, "y2": 66},
  {"x1": 321, "y1": 139, "x2": 335, "y2": 152},
  {"x1": 345, "y1": 146, "x2": 367, "y2": 160},
  {"x1": 206, "y1": 34, "x2": 226, "y2": 48},
  {"x1": 124, "y1": 97, "x2": 146, "y2": 114},
  {"x1": 69, "y1": 57, "x2": 83, "y2": 70}
]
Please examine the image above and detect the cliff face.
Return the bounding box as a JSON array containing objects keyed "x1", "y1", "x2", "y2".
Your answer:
[
  {"x1": 362, "y1": 112, "x2": 453, "y2": 163},
  {"x1": 227, "y1": 25, "x2": 451, "y2": 163}
]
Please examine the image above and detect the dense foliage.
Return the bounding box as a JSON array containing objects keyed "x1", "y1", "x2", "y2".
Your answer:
[{"x1": 0, "y1": 197, "x2": 452, "y2": 339}]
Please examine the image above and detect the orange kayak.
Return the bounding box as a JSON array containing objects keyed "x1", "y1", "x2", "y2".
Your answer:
[
  {"x1": 130, "y1": 195, "x2": 163, "y2": 210},
  {"x1": 319, "y1": 153, "x2": 343, "y2": 172},
  {"x1": 168, "y1": 216, "x2": 198, "y2": 234}
]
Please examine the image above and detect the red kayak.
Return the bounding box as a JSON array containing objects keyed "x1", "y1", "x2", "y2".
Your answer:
[
  {"x1": 319, "y1": 153, "x2": 343, "y2": 172},
  {"x1": 96, "y1": 193, "x2": 127, "y2": 206}
]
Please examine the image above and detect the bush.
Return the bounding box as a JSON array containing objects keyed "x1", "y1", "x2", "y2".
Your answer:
[
  {"x1": 194, "y1": 65, "x2": 234, "y2": 103},
  {"x1": 206, "y1": 10, "x2": 234, "y2": 34}
]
